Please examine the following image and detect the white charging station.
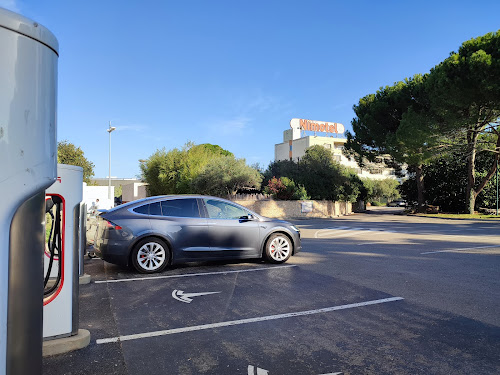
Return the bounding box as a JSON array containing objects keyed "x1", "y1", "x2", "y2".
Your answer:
[
  {"x1": 0, "y1": 7, "x2": 58, "y2": 375},
  {"x1": 44, "y1": 164, "x2": 83, "y2": 339}
]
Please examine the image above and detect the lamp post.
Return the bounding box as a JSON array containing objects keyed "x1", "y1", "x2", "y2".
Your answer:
[{"x1": 107, "y1": 121, "x2": 116, "y2": 201}]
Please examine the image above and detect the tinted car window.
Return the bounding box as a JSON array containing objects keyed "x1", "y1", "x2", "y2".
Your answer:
[
  {"x1": 204, "y1": 199, "x2": 248, "y2": 219},
  {"x1": 133, "y1": 204, "x2": 149, "y2": 215},
  {"x1": 161, "y1": 198, "x2": 200, "y2": 218},
  {"x1": 150, "y1": 202, "x2": 162, "y2": 216}
]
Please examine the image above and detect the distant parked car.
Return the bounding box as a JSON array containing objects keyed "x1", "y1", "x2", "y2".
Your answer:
[
  {"x1": 388, "y1": 200, "x2": 406, "y2": 207},
  {"x1": 93, "y1": 195, "x2": 301, "y2": 273}
]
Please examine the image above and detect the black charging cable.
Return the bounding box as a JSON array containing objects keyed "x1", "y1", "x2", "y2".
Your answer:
[{"x1": 44, "y1": 196, "x2": 63, "y2": 296}]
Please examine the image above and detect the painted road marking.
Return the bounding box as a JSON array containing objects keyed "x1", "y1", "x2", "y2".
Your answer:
[
  {"x1": 314, "y1": 226, "x2": 349, "y2": 238},
  {"x1": 172, "y1": 290, "x2": 221, "y2": 303},
  {"x1": 421, "y1": 245, "x2": 500, "y2": 254},
  {"x1": 94, "y1": 265, "x2": 297, "y2": 284},
  {"x1": 314, "y1": 227, "x2": 400, "y2": 239},
  {"x1": 248, "y1": 365, "x2": 268, "y2": 375},
  {"x1": 313, "y1": 226, "x2": 497, "y2": 239},
  {"x1": 247, "y1": 365, "x2": 342, "y2": 375},
  {"x1": 96, "y1": 296, "x2": 404, "y2": 344}
]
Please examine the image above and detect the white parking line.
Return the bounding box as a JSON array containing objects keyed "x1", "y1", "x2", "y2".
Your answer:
[
  {"x1": 96, "y1": 296, "x2": 404, "y2": 344},
  {"x1": 315, "y1": 227, "x2": 389, "y2": 239},
  {"x1": 421, "y1": 245, "x2": 500, "y2": 254},
  {"x1": 314, "y1": 226, "x2": 350, "y2": 238},
  {"x1": 94, "y1": 265, "x2": 297, "y2": 284}
]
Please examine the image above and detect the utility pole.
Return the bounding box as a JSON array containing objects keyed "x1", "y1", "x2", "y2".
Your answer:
[{"x1": 107, "y1": 121, "x2": 116, "y2": 201}]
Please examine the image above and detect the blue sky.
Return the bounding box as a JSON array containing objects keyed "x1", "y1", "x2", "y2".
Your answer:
[{"x1": 3, "y1": 1, "x2": 500, "y2": 178}]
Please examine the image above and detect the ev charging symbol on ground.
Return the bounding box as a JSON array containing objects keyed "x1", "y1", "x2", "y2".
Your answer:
[{"x1": 171, "y1": 289, "x2": 221, "y2": 303}]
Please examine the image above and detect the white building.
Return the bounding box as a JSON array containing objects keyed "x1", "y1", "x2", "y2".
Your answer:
[{"x1": 274, "y1": 118, "x2": 399, "y2": 180}]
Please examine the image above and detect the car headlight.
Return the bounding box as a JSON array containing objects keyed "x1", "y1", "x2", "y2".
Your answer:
[{"x1": 290, "y1": 225, "x2": 300, "y2": 232}]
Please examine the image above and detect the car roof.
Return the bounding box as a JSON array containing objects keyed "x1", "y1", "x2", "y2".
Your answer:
[
  {"x1": 108, "y1": 195, "x2": 247, "y2": 211},
  {"x1": 108, "y1": 194, "x2": 262, "y2": 218}
]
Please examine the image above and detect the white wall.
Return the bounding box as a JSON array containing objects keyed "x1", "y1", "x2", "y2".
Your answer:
[{"x1": 82, "y1": 183, "x2": 114, "y2": 210}]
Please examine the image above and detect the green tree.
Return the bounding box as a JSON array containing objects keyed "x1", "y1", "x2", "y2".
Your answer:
[
  {"x1": 346, "y1": 75, "x2": 440, "y2": 211},
  {"x1": 264, "y1": 177, "x2": 309, "y2": 200},
  {"x1": 114, "y1": 185, "x2": 122, "y2": 198},
  {"x1": 191, "y1": 156, "x2": 262, "y2": 197},
  {"x1": 263, "y1": 160, "x2": 302, "y2": 185},
  {"x1": 400, "y1": 138, "x2": 498, "y2": 213},
  {"x1": 263, "y1": 146, "x2": 365, "y2": 202},
  {"x1": 197, "y1": 143, "x2": 234, "y2": 157},
  {"x1": 140, "y1": 148, "x2": 183, "y2": 195},
  {"x1": 362, "y1": 178, "x2": 400, "y2": 203},
  {"x1": 57, "y1": 140, "x2": 95, "y2": 183},
  {"x1": 337, "y1": 168, "x2": 367, "y2": 203},
  {"x1": 299, "y1": 145, "x2": 344, "y2": 200},
  {"x1": 428, "y1": 30, "x2": 500, "y2": 213},
  {"x1": 140, "y1": 142, "x2": 233, "y2": 195}
]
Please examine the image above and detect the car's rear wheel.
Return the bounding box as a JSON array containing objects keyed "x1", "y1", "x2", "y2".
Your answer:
[
  {"x1": 264, "y1": 233, "x2": 292, "y2": 263},
  {"x1": 131, "y1": 238, "x2": 170, "y2": 273}
]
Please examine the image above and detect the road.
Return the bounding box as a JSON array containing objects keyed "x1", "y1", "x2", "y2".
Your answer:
[
  {"x1": 44, "y1": 209, "x2": 500, "y2": 374},
  {"x1": 290, "y1": 207, "x2": 500, "y2": 327}
]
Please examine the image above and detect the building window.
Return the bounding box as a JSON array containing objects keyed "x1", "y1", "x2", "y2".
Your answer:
[{"x1": 323, "y1": 143, "x2": 331, "y2": 149}]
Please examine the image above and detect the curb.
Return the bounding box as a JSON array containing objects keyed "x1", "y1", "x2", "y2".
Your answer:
[
  {"x1": 79, "y1": 273, "x2": 91, "y2": 285},
  {"x1": 43, "y1": 329, "x2": 91, "y2": 357}
]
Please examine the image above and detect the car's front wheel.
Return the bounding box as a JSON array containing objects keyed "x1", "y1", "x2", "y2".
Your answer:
[
  {"x1": 264, "y1": 233, "x2": 292, "y2": 263},
  {"x1": 131, "y1": 238, "x2": 170, "y2": 273}
]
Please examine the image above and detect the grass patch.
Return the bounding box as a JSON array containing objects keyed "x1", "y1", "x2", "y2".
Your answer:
[{"x1": 414, "y1": 213, "x2": 500, "y2": 220}]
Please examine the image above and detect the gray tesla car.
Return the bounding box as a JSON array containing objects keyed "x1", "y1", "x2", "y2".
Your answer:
[{"x1": 93, "y1": 195, "x2": 301, "y2": 273}]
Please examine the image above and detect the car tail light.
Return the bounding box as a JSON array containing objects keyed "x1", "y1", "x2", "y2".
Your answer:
[{"x1": 105, "y1": 220, "x2": 122, "y2": 230}]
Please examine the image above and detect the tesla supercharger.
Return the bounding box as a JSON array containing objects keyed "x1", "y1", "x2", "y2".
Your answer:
[
  {"x1": 0, "y1": 7, "x2": 58, "y2": 375},
  {"x1": 44, "y1": 164, "x2": 83, "y2": 339}
]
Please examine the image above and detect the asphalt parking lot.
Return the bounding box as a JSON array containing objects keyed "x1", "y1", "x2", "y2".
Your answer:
[{"x1": 44, "y1": 208, "x2": 500, "y2": 374}]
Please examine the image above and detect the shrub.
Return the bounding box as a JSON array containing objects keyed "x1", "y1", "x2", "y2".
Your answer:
[{"x1": 264, "y1": 177, "x2": 310, "y2": 200}]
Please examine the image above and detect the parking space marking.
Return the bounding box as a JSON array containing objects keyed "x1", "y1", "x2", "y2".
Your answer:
[
  {"x1": 96, "y1": 296, "x2": 404, "y2": 344},
  {"x1": 421, "y1": 245, "x2": 500, "y2": 254},
  {"x1": 315, "y1": 227, "x2": 393, "y2": 239},
  {"x1": 248, "y1": 365, "x2": 269, "y2": 375},
  {"x1": 314, "y1": 226, "x2": 349, "y2": 238},
  {"x1": 247, "y1": 365, "x2": 342, "y2": 375},
  {"x1": 94, "y1": 264, "x2": 297, "y2": 284}
]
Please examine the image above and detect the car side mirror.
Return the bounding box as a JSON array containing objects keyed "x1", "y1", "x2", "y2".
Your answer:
[{"x1": 239, "y1": 214, "x2": 254, "y2": 221}]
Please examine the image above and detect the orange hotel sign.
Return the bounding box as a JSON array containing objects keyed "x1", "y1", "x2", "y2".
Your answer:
[{"x1": 290, "y1": 118, "x2": 345, "y2": 134}]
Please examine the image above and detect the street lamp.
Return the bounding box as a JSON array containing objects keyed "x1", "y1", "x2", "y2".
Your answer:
[{"x1": 107, "y1": 121, "x2": 116, "y2": 201}]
